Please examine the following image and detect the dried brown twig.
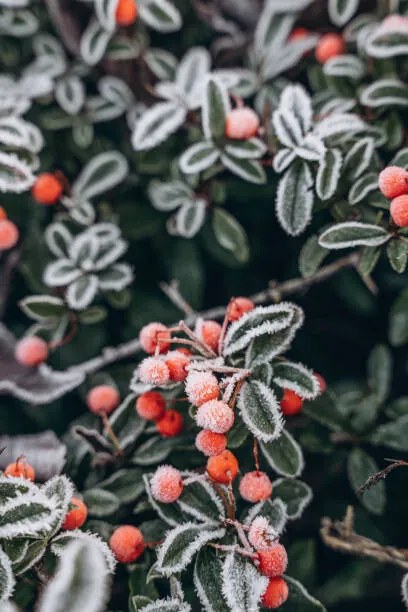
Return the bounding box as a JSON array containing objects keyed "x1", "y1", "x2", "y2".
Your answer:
[{"x1": 358, "y1": 459, "x2": 408, "y2": 494}]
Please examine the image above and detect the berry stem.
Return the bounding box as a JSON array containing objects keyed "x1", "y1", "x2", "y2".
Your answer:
[
  {"x1": 253, "y1": 438, "x2": 260, "y2": 471},
  {"x1": 178, "y1": 321, "x2": 217, "y2": 358},
  {"x1": 102, "y1": 414, "x2": 123, "y2": 456},
  {"x1": 208, "y1": 542, "x2": 256, "y2": 559}
]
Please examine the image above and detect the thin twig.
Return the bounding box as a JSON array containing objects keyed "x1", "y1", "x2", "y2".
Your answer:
[
  {"x1": 101, "y1": 414, "x2": 123, "y2": 456},
  {"x1": 208, "y1": 543, "x2": 256, "y2": 559},
  {"x1": 0, "y1": 246, "x2": 22, "y2": 320},
  {"x1": 159, "y1": 281, "x2": 194, "y2": 316},
  {"x1": 358, "y1": 459, "x2": 408, "y2": 494}
]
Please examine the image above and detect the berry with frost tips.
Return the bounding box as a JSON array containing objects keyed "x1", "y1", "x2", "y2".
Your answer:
[
  {"x1": 4, "y1": 458, "x2": 35, "y2": 481},
  {"x1": 196, "y1": 399, "x2": 234, "y2": 434},
  {"x1": 109, "y1": 525, "x2": 144, "y2": 563},
  {"x1": 378, "y1": 166, "x2": 408, "y2": 199},
  {"x1": 280, "y1": 389, "x2": 303, "y2": 416},
  {"x1": 206, "y1": 449, "x2": 239, "y2": 484},
  {"x1": 390, "y1": 194, "x2": 408, "y2": 227},
  {"x1": 139, "y1": 357, "x2": 170, "y2": 385},
  {"x1": 156, "y1": 409, "x2": 183, "y2": 437},
  {"x1": 195, "y1": 319, "x2": 222, "y2": 353},
  {"x1": 257, "y1": 544, "x2": 288, "y2": 577},
  {"x1": 115, "y1": 0, "x2": 138, "y2": 26},
  {"x1": 139, "y1": 322, "x2": 171, "y2": 354},
  {"x1": 87, "y1": 385, "x2": 120, "y2": 416},
  {"x1": 165, "y1": 350, "x2": 190, "y2": 382},
  {"x1": 15, "y1": 336, "x2": 48, "y2": 367},
  {"x1": 150, "y1": 465, "x2": 183, "y2": 503},
  {"x1": 0, "y1": 219, "x2": 18, "y2": 250},
  {"x1": 32, "y1": 172, "x2": 63, "y2": 205},
  {"x1": 185, "y1": 371, "x2": 219, "y2": 406},
  {"x1": 315, "y1": 33, "x2": 345, "y2": 64},
  {"x1": 315, "y1": 373, "x2": 327, "y2": 394},
  {"x1": 227, "y1": 297, "x2": 255, "y2": 321},
  {"x1": 248, "y1": 517, "x2": 278, "y2": 551},
  {"x1": 239, "y1": 470, "x2": 272, "y2": 503},
  {"x1": 136, "y1": 391, "x2": 166, "y2": 421},
  {"x1": 195, "y1": 429, "x2": 227, "y2": 457},
  {"x1": 62, "y1": 497, "x2": 88, "y2": 530},
  {"x1": 225, "y1": 107, "x2": 260, "y2": 140},
  {"x1": 261, "y1": 576, "x2": 289, "y2": 609}
]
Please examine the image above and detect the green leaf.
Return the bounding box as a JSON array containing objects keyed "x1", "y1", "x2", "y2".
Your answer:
[
  {"x1": 319, "y1": 222, "x2": 390, "y2": 249},
  {"x1": 273, "y1": 361, "x2": 320, "y2": 400},
  {"x1": 0, "y1": 546, "x2": 15, "y2": 602},
  {"x1": 348, "y1": 172, "x2": 378, "y2": 205},
  {"x1": 273, "y1": 479, "x2": 313, "y2": 520},
  {"x1": 8, "y1": 539, "x2": 47, "y2": 575},
  {"x1": 224, "y1": 138, "x2": 267, "y2": 160},
  {"x1": 387, "y1": 238, "x2": 408, "y2": 273},
  {"x1": 138, "y1": 0, "x2": 182, "y2": 33},
  {"x1": 260, "y1": 430, "x2": 304, "y2": 478},
  {"x1": 360, "y1": 78, "x2": 408, "y2": 108},
  {"x1": 343, "y1": 137, "x2": 375, "y2": 180},
  {"x1": 385, "y1": 396, "x2": 408, "y2": 419},
  {"x1": 179, "y1": 141, "x2": 219, "y2": 175},
  {"x1": 98, "y1": 468, "x2": 144, "y2": 504},
  {"x1": 303, "y1": 395, "x2": 348, "y2": 432},
  {"x1": 194, "y1": 548, "x2": 230, "y2": 612},
  {"x1": 238, "y1": 381, "x2": 284, "y2": 443},
  {"x1": 220, "y1": 152, "x2": 267, "y2": 184},
  {"x1": 299, "y1": 235, "x2": 327, "y2": 278},
  {"x1": 347, "y1": 447, "x2": 385, "y2": 515},
  {"x1": 72, "y1": 151, "x2": 128, "y2": 200},
  {"x1": 323, "y1": 54, "x2": 364, "y2": 79},
  {"x1": 367, "y1": 344, "x2": 392, "y2": 402},
  {"x1": 358, "y1": 246, "x2": 381, "y2": 276},
  {"x1": 83, "y1": 488, "x2": 120, "y2": 517},
  {"x1": 278, "y1": 575, "x2": 327, "y2": 611},
  {"x1": 222, "y1": 553, "x2": 268, "y2": 612},
  {"x1": 316, "y1": 148, "x2": 343, "y2": 201},
  {"x1": 202, "y1": 77, "x2": 230, "y2": 141},
  {"x1": 131, "y1": 436, "x2": 178, "y2": 466},
  {"x1": 389, "y1": 289, "x2": 408, "y2": 346},
  {"x1": 276, "y1": 161, "x2": 314, "y2": 236},
  {"x1": 108, "y1": 394, "x2": 146, "y2": 451},
  {"x1": 243, "y1": 498, "x2": 287, "y2": 534},
  {"x1": 212, "y1": 209, "x2": 250, "y2": 263},
  {"x1": 19, "y1": 295, "x2": 65, "y2": 321},
  {"x1": 366, "y1": 25, "x2": 408, "y2": 58},
  {"x1": 369, "y1": 414, "x2": 408, "y2": 452},
  {"x1": 178, "y1": 475, "x2": 224, "y2": 524}
]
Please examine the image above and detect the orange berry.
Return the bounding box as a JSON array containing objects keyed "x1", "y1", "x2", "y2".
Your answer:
[
  {"x1": 206, "y1": 450, "x2": 239, "y2": 484},
  {"x1": 195, "y1": 429, "x2": 227, "y2": 457},
  {"x1": 378, "y1": 166, "x2": 408, "y2": 199},
  {"x1": 15, "y1": 336, "x2": 48, "y2": 367},
  {"x1": 315, "y1": 373, "x2": 327, "y2": 394},
  {"x1": 0, "y1": 206, "x2": 7, "y2": 220},
  {"x1": 227, "y1": 297, "x2": 255, "y2": 321},
  {"x1": 0, "y1": 219, "x2": 19, "y2": 250},
  {"x1": 136, "y1": 391, "x2": 166, "y2": 421},
  {"x1": 87, "y1": 385, "x2": 120, "y2": 416},
  {"x1": 248, "y1": 517, "x2": 277, "y2": 550},
  {"x1": 62, "y1": 497, "x2": 88, "y2": 530},
  {"x1": 139, "y1": 357, "x2": 170, "y2": 386},
  {"x1": 390, "y1": 194, "x2": 408, "y2": 227},
  {"x1": 261, "y1": 577, "x2": 289, "y2": 609},
  {"x1": 195, "y1": 319, "x2": 222, "y2": 353},
  {"x1": 32, "y1": 173, "x2": 62, "y2": 205},
  {"x1": 239, "y1": 470, "x2": 272, "y2": 503},
  {"x1": 156, "y1": 409, "x2": 183, "y2": 437},
  {"x1": 4, "y1": 459, "x2": 35, "y2": 481},
  {"x1": 115, "y1": 0, "x2": 138, "y2": 26},
  {"x1": 289, "y1": 27, "x2": 309, "y2": 41},
  {"x1": 150, "y1": 465, "x2": 183, "y2": 503},
  {"x1": 196, "y1": 400, "x2": 234, "y2": 434},
  {"x1": 165, "y1": 350, "x2": 190, "y2": 382},
  {"x1": 257, "y1": 544, "x2": 288, "y2": 577},
  {"x1": 185, "y1": 371, "x2": 219, "y2": 406},
  {"x1": 315, "y1": 33, "x2": 345, "y2": 64},
  {"x1": 109, "y1": 525, "x2": 144, "y2": 563},
  {"x1": 280, "y1": 389, "x2": 303, "y2": 416},
  {"x1": 225, "y1": 108, "x2": 260, "y2": 140},
  {"x1": 139, "y1": 322, "x2": 171, "y2": 355}
]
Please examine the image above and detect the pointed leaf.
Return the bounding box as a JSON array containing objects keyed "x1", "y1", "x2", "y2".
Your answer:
[
  {"x1": 238, "y1": 380, "x2": 284, "y2": 443},
  {"x1": 276, "y1": 161, "x2": 314, "y2": 236},
  {"x1": 260, "y1": 430, "x2": 304, "y2": 478}
]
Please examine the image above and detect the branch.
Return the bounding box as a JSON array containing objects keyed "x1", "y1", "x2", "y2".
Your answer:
[
  {"x1": 358, "y1": 459, "x2": 408, "y2": 494},
  {"x1": 159, "y1": 281, "x2": 194, "y2": 316}
]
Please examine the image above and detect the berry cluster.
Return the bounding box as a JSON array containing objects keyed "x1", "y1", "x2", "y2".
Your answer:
[{"x1": 378, "y1": 166, "x2": 408, "y2": 227}]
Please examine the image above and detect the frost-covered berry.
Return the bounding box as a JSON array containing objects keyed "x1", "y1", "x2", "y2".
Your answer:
[
  {"x1": 195, "y1": 429, "x2": 227, "y2": 457},
  {"x1": 0, "y1": 220, "x2": 18, "y2": 250},
  {"x1": 156, "y1": 409, "x2": 183, "y2": 437},
  {"x1": 32, "y1": 172, "x2": 62, "y2": 205},
  {"x1": 280, "y1": 389, "x2": 303, "y2": 416},
  {"x1": 378, "y1": 166, "x2": 408, "y2": 199},
  {"x1": 62, "y1": 497, "x2": 88, "y2": 530},
  {"x1": 315, "y1": 33, "x2": 345, "y2": 63},
  {"x1": 261, "y1": 577, "x2": 289, "y2": 609},
  {"x1": 196, "y1": 400, "x2": 234, "y2": 434},
  {"x1": 139, "y1": 322, "x2": 171, "y2": 354},
  {"x1": 109, "y1": 525, "x2": 144, "y2": 563},
  {"x1": 227, "y1": 297, "x2": 255, "y2": 321},
  {"x1": 15, "y1": 336, "x2": 48, "y2": 367},
  {"x1": 207, "y1": 450, "x2": 239, "y2": 484},
  {"x1": 87, "y1": 385, "x2": 120, "y2": 416},
  {"x1": 136, "y1": 391, "x2": 166, "y2": 421},
  {"x1": 139, "y1": 357, "x2": 170, "y2": 385},
  {"x1": 195, "y1": 319, "x2": 222, "y2": 353},
  {"x1": 315, "y1": 373, "x2": 327, "y2": 394},
  {"x1": 165, "y1": 350, "x2": 190, "y2": 382},
  {"x1": 248, "y1": 517, "x2": 278, "y2": 551},
  {"x1": 257, "y1": 544, "x2": 288, "y2": 577},
  {"x1": 239, "y1": 471, "x2": 272, "y2": 503},
  {"x1": 150, "y1": 465, "x2": 183, "y2": 503},
  {"x1": 115, "y1": 0, "x2": 138, "y2": 26},
  {"x1": 225, "y1": 108, "x2": 260, "y2": 140},
  {"x1": 4, "y1": 459, "x2": 35, "y2": 481},
  {"x1": 390, "y1": 194, "x2": 408, "y2": 227},
  {"x1": 185, "y1": 371, "x2": 219, "y2": 406}
]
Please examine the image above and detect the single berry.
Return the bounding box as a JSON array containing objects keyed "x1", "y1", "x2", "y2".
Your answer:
[
  {"x1": 136, "y1": 391, "x2": 166, "y2": 421},
  {"x1": 195, "y1": 429, "x2": 227, "y2": 457},
  {"x1": 0, "y1": 220, "x2": 18, "y2": 250},
  {"x1": 257, "y1": 544, "x2": 288, "y2": 577},
  {"x1": 139, "y1": 322, "x2": 171, "y2": 354},
  {"x1": 239, "y1": 470, "x2": 272, "y2": 503},
  {"x1": 15, "y1": 336, "x2": 48, "y2": 367},
  {"x1": 248, "y1": 517, "x2": 278, "y2": 551},
  {"x1": 109, "y1": 525, "x2": 144, "y2": 563},
  {"x1": 32, "y1": 173, "x2": 62, "y2": 205},
  {"x1": 378, "y1": 166, "x2": 408, "y2": 199},
  {"x1": 0, "y1": 206, "x2": 7, "y2": 220},
  {"x1": 165, "y1": 350, "x2": 190, "y2": 382},
  {"x1": 289, "y1": 27, "x2": 309, "y2": 41},
  {"x1": 280, "y1": 389, "x2": 303, "y2": 416},
  {"x1": 207, "y1": 450, "x2": 239, "y2": 484},
  {"x1": 115, "y1": 0, "x2": 138, "y2": 26},
  {"x1": 261, "y1": 577, "x2": 289, "y2": 609},
  {"x1": 156, "y1": 409, "x2": 183, "y2": 437},
  {"x1": 195, "y1": 319, "x2": 222, "y2": 353},
  {"x1": 62, "y1": 497, "x2": 88, "y2": 530},
  {"x1": 185, "y1": 371, "x2": 219, "y2": 406},
  {"x1": 4, "y1": 459, "x2": 35, "y2": 481},
  {"x1": 139, "y1": 357, "x2": 170, "y2": 386},
  {"x1": 227, "y1": 297, "x2": 255, "y2": 321},
  {"x1": 225, "y1": 108, "x2": 260, "y2": 140},
  {"x1": 196, "y1": 400, "x2": 234, "y2": 434},
  {"x1": 315, "y1": 373, "x2": 327, "y2": 394},
  {"x1": 315, "y1": 33, "x2": 345, "y2": 63},
  {"x1": 150, "y1": 465, "x2": 183, "y2": 503},
  {"x1": 87, "y1": 385, "x2": 120, "y2": 416},
  {"x1": 390, "y1": 194, "x2": 408, "y2": 227}
]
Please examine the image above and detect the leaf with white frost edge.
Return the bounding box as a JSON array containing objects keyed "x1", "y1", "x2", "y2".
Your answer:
[
  {"x1": 0, "y1": 117, "x2": 43, "y2": 153},
  {"x1": 323, "y1": 55, "x2": 364, "y2": 80},
  {"x1": 45, "y1": 223, "x2": 73, "y2": 258},
  {"x1": 314, "y1": 113, "x2": 366, "y2": 139},
  {"x1": 328, "y1": 0, "x2": 359, "y2": 26},
  {"x1": 273, "y1": 149, "x2": 296, "y2": 173},
  {"x1": 294, "y1": 134, "x2": 326, "y2": 162},
  {"x1": 66, "y1": 275, "x2": 99, "y2": 311},
  {"x1": 174, "y1": 200, "x2": 206, "y2": 239},
  {"x1": 343, "y1": 138, "x2": 375, "y2": 180},
  {"x1": 139, "y1": 600, "x2": 191, "y2": 612},
  {"x1": 283, "y1": 575, "x2": 327, "y2": 610},
  {"x1": 139, "y1": 0, "x2": 182, "y2": 33},
  {"x1": 260, "y1": 430, "x2": 304, "y2": 478},
  {"x1": 42, "y1": 475, "x2": 74, "y2": 536},
  {"x1": 43, "y1": 259, "x2": 80, "y2": 287},
  {"x1": 316, "y1": 149, "x2": 343, "y2": 200},
  {"x1": 194, "y1": 548, "x2": 230, "y2": 612},
  {"x1": 51, "y1": 530, "x2": 116, "y2": 574},
  {"x1": 365, "y1": 24, "x2": 408, "y2": 59},
  {"x1": 360, "y1": 79, "x2": 408, "y2": 108},
  {"x1": 401, "y1": 573, "x2": 408, "y2": 610},
  {"x1": 132, "y1": 102, "x2": 186, "y2": 151},
  {"x1": 0, "y1": 491, "x2": 58, "y2": 539},
  {"x1": 98, "y1": 263, "x2": 133, "y2": 291},
  {"x1": 0, "y1": 546, "x2": 15, "y2": 602},
  {"x1": 202, "y1": 76, "x2": 230, "y2": 141},
  {"x1": 0, "y1": 151, "x2": 35, "y2": 193},
  {"x1": 177, "y1": 473, "x2": 224, "y2": 524},
  {"x1": 176, "y1": 47, "x2": 211, "y2": 109},
  {"x1": 273, "y1": 478, "x2": 313, "y2": 520},
  {"x1": 272, "y1": 108, "x2": 304, "y2": 148},
  {"x1": 348, "y1": 173, "x2": 378, "y2": 205},
  {"x1": 276, "y1": 161, "x2": 314, "y2": 236},
  {"x1": 319, "y1": 222, "x2": 390, "y2": 249},
  {"x1": 280, "y1": 84, "x2": 313, "y2": 135},
  {"x1": 80, "y1": 19, "x2": 112, "y2": 66},
  {"x1": 148, "y1": 180, "x2": 193, "y2": 211},
  {"x1": 224, "y1": 138, "x2": 267, "y2": 160},
  {"x1": 179, "y1": 141, "x2": 219, "y2": 175},
  {"x1": 19, "y1": 295, "x2": 65, "y2": 322},
  {"x1": 244, "y1": 498, "x2": 288, "y2": 534},
  {"x1": 274, "y1": 361, "x2": 320, "y2": 399},
  {"x1": 238, "y1": 380, "x2": 284, "y2": 443},
  {"x1": 221, "y1": 552, "x2": 268, "y2": 612},
  {"x1": 72, "y1": 151, "x2": 128, "y2": 200},
  {"x1": 55, "y1": 76, "x2": 85, "y2": 115}
]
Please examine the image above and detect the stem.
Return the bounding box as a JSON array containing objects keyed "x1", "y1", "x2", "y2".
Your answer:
[
  {"x1": 101, "y1": 414, "x2": 123, "y2": 456},
  {"x1": 253, "y1": 438, "x2": 260, "y2": 471},
  {"x1": 208, "y1": 543, "x2": 256, "y2": 559},
  {"x1": 178, "y1": 321, "x2": 217, "y2": 358},
  {"x1": 160, "y1": 281, "x2": 194, "y2": 316}
]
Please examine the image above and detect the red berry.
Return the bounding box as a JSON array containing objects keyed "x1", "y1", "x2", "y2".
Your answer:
[
  {"x1": 165, "y1": 350, "x2": 190, "y2": 382},
  {"x1": 207, "y1": 450, "x2": 239, "y2": 484},
  {"x1": 289, "y1": 27, "x2": 309, "y2": 41},
  {"x1": 15, "y1": 336, "x2": 48, "y2": 367},
  {"x1": 379, "y1": 166, "x2": 408, "y2": 199},
  {"x1": 139, "y1": 357, "x2": 170, "y2": 386},
  {"x1": 139, "y1": 322, "x2": 171, "y2": 355},
  {"x1": 280, "y1": 389, "x2": 303, "y2": 416},
  {"x1": 0, "y1": 206, "x2": 7, "y2": 220},
  {"x1": 261, "y1": 577, "x2": 289, "y2": 609},
  {"x1": 225, "y1": 108, "x2": 260, "y2": 140},
  {"x1": 150, "y1": 465, "x2": 183, "y2": 503},
  {"x1": 196, "y1": 400, "x2": 234, "y2": 434},
  {"x1": 4, "y1": 459, "x2": 35, "y2": 481},
  {"x1": 109, "y1": 525, "x2": 144, "y2": 563},
  {"x1": 257, "y1": 544, "x2": 288, "y2": 577},
  {"x1": 115, "y1": 0, "x2": 138, "y2": 26},
  {"x1": 195, "y1": 319, "x2": 222, "y2": 353},
  {"x1": 87, "y1": 385, "x2": 120, "y2": 416},
  {"x1": 248, "y1": 517, "x2": 277, "y2": 550},
  {"x1": 239, "y1": 470, "x2": 272, "y2": 503},
  {"x1": 390, "y1": 194, "x2": 408, "y2": 227},
  {"x1": 32, "y1": 173, "x2": 62, "y2": 205},
  {"x1": 315, "y1": 373, "x2": 327, "y2": 394},
  {"x1": 315, "y1": 33, "x2": 345, "y2": 64},
  {"x1": 156, "y1": 409, "x2": 183, "y2": 437},
  {"x1": 62, "y1": 497, "x2": 88, "y2": 530},
  {"x1": 136, "y1": 391, "x2": 166, "y2": 421},
  {"x1": 0, "y1": 219, "x2": 18, "y2": 250},
  {"x1": 185, "y1": 371, "x2": 219, "y2": 406},
  {"x1": 195, "y1": 430, "x2": 227, "y2": 457},
  {"x1": 227, "y1": 297, "x2": 255, "y2": 321}
]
